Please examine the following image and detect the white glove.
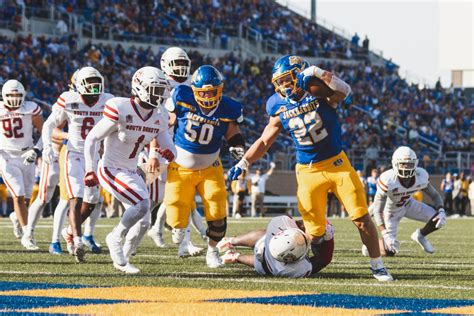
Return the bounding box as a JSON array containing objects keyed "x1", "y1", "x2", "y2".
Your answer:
[
  {"x1": 432, "y1": 208, "x2": 446, "y2": 229},
  {"x1": 42, "y1": 145, "x2": 55, "y2": 165},
  {"x1": 270, "y1": 161, "x2": 276, "y2": 169},
  {"x1": 21, "y1": 149, "x2": 37, "y2": 166},
  {"x1": 229, "y1": 146, "x2": 245, "y2": 161},
  {"x1": 382, "y1": 230, "x2": 400, "y2": 254}
]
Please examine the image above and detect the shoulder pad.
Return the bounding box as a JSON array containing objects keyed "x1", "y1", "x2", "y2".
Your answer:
[
  {"x1": 24, "y1": 101, "x2": 42, "y2": 116},
  {"x1": 55, "y1": 91, "x2": 79, "y2": 109},
  {"x1": 266, "y1": 93, "x2": 286, "y2": 116},
  {"x1": 416, "y1": 167, "x2": 429, "y2": 182},
  {"x1": 103, "y1": 97, "x2": 127, "y2": 122},
  {"x1": 377, "y1": 170, "x2": 395, "y2": 192},
  {"x1": 101, "y1": 93, "x2": 115, "y2": 103},
  {"x1": 219, "y1": 96, "x2": 243, "y2": 123},
  {"x1": 173, "y1": 85, "x2": 196, "y2": 112}
]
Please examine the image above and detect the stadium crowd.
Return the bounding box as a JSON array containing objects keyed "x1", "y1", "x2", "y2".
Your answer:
[
  {"x1": 17, "y1": 0, "x2": 368, "y2": 59},
  {"x1": 0, "y1": 33, "x2": 472, "y2": 169}
]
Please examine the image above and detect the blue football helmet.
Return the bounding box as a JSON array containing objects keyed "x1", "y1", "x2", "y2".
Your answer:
[
  {"x1": 192, "y1": 65, "x2": 224, "y2": 109},
  {"x1": 272, "y1": 55, "x2": 309, "y2": 100}
]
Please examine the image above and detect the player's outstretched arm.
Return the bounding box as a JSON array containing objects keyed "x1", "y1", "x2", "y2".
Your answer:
[
  {"x1": 228, "y1": 116, "x2": 282, "y2": 180},
  {"x1": 155, "y1": 129, "x2": 177, "y2": 163},
  {"x1": 225, "y1": 121, "x2": 245, "y2": 160},
  {"x1": 371, "y1": 190, "x2": 388, "y2": 231},
  {"x1": 32, "y1": 112, "x2": 44, "y2": 150},
  {"x1": 84, "y1": 118, "x2": 117, "y2": 173},
  {"x1": 42, "y1": 109, "x2": 66, "y2": 149}
]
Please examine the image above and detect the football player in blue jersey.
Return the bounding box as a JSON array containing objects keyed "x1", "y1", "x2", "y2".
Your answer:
[
  {"x1": 163, "y1": 65, "x2": 244, "y2": 268},
  {"x1": 228, "y1": 55, "x2": 393, "y2": 281}
]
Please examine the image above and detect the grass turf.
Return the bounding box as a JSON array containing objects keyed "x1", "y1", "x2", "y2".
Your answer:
[{"x1": 0, "y1": 216, "x2": 472, "y2": 300}]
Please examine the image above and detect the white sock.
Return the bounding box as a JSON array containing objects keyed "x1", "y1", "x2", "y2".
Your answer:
[
  {"x1": 370, "y1": 257, "x2": 384, "y2": 270},
  {"x1": 73, "y1": 236, "x2": 82, "y2": 247},
  {"x1": 51, "y1": 199, "x2": 69, "y2": 243},
  {"x1": 84, "y1": 202, "x2": 101, "y2": 236},
  {"x1": 208, "y1": 245, "x2": 218, "y2": 252},
  {"x1": 190, "y1": 209, "x2": 207, "y2": 236},
  {"x1": 26, "y1": 198, "x2": 46, "y2": 237},
  {"x1": 152, "y1": 203, "x2": 167, "y2": 234},
  {"x1": 113, "y1": 223, "x2": 129, "y2": 239}
]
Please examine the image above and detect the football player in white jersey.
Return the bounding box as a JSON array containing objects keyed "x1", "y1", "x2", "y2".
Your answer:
[
  {"x1": 218, "y1": 216, "x2": 334, "y2": 278},
  {"x1": 366, "y1": 146, "x2": 446, "y2": 256},
  {"x1": 0, "y1": 80, "x2": 44, "y2": 244},
  {"x1": 42, "y1": 67, "x2": 113, "y2": 262},
  {"x1": 147, "y1": 47, "x2": 208, "y2": 256},
  {"x1": 84, "y1": 66, "x2": 176, "y2": 274}
]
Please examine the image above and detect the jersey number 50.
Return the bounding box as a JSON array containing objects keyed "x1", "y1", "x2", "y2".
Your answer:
[
  {"x1": 185, "y1": 120, "x2": 214, "y2": 145},
  {"x1": 288, "y1": 111, "x2": 327, "y2": 146}
]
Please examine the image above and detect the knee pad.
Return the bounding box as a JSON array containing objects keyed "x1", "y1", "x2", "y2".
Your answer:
[
  {"x1": 206, "y1": 218, "x2": 227, "y2": 242},
  {"x1": 136, "y1": 199, "x2": 150, "y2": 218}
]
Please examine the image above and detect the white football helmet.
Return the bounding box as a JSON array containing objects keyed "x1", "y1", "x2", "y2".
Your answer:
[
  {"x1": 392, "y1": 146, "x2": 418, "y2": 178},
  {"x1": 68, "y1": 69, "x2": 80, "y2": 91},
  {"x1": 2, "y1": 79, "x2": 25, "y2": 109},
  {"x1": 132, "y1": 66, "x2": 170, "y2": 108},
  {"x1": 268, "y1": 228, "x2": 310, "y2": 263},
  {"x1": 75, "y1": 66, "x2": 104, "y2": 95},
  {"x1": 160, "y1": 47, "x2": 191, "y2": 80}
]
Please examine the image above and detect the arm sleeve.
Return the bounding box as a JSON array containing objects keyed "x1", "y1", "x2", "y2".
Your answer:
[
  {"x1": 84, "y1": 118, "x2": 118, "y2": 171},
  {"x1": 371, "y1": 190, "x2": 388, "y2": 226},
  {"x1": 422, "y1": 183, "x2": 444, "y2": 209},
  {"x1": 155, "y1": 130, "x2": 176, "y2": 159},
  {"x1": 42, "y1": 108, "x2": 67, "y2": 148}
]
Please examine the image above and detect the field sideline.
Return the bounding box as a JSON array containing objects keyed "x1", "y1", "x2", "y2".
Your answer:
[{"x1": 0, "y1": 216, "x2": 473, "y2": 314}]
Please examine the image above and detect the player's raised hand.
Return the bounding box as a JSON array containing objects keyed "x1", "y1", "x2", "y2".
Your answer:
[
  {"x1": 159, "y1": 148, "x2": 174, "y2": 162},
  {"x1": 84, "y1": 171, "x2": 99, "y2": 187},
  {"x1": 227, "y1": 165, "x2": 242, "y2": 181},
  {"x1": 229, "y1": 146, "x2": 244, "y2": 160},
  {"x1": 146, "y1": 157, "x2": 160, "y2": 173},
  {"x1": 433, "y1": 208, "x2": 446, "y2": 229}
]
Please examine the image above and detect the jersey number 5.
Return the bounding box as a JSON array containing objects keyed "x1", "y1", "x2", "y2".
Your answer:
[
  {"x1": 2, "y1": 118, "x2": 24, "y2": 138},
  {"x1": 288, "y1": 111, "x2": 327, "y2": 146},
  {"x1": 185, "y1": 120, "x2": 214, "y2": 145}
]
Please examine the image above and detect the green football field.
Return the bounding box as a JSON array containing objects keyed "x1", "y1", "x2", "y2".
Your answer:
[{"x1": 0, "y1": 216, "x2": 473, "y2": 300}]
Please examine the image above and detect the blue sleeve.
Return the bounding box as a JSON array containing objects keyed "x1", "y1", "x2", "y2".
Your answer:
[
  {"x1": 170, "y1": 85, "x2": 192, "y2": 115},
  {"x1": 220, "y1": 97, "x2": 243, "y2": 123},
  {"x1": 266, "y1": 93, "x2": 285, "y2": 116}
]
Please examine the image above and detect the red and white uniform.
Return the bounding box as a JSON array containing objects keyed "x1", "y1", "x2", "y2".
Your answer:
[
  {"x1": 37, "y1": 143, "x2": 61, "y2": 203},
  {"x1": 86, "y1": 97, "x2": 173, "y2": 206},
  {"x1": 254, "y1": 216, "x2": 312, "y2": 278},
  {"x1": 370, "y1": 167, "x2": 436, "y2": 238},
  {"x1": 0, "y1": 101, "x2": 42, "y2": 197},
  {"x1": 43, "y1": 91, "x2": 113, "y2": 202}
]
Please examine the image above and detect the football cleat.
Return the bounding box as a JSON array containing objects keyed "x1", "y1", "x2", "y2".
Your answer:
[
  {"x1": 206, "y1": 248, "x2": 224, "y2": 268},
  {"x1": 372, "y1": 267, "x2": 394, "y2": 282},
  {"x1": 216, "y1": 237, "x2": 234, "y2": 253},
  {"x1": 49, "y1": 242, "x2": 62, "y2": 255},
  {"x1": 221, "y1": 250, "x2": 241, "y2": 264},
  {"x1": 21, "y1": 234, "x2": 39, "y2": 251},
  {"x1": 147, "y1": 229, "x2": 166, "y2": 248},
  {"x1": 73, "y1": 245, "x2": 85, "y2": 263},
  {"x1": 9, "y1": 212, "x2": 23, "y2": 238},
  {"x1": 82, "y1": 235, "x2": 102, "y2": 254},
  {"x1": 178, "y1": 241, "x2": 203, "y2": 258},
  {"x1": 61, "y1": 228, "x2": 74, "y2": 255},
  {"x1": 113, "y1": 262, "x2": 140, "y2": 274},
  {"x1": 106, "y1": 232, "x2": 127, "y2": 266},
  {"x1": 411, "y1": 229, "x2": 434, "y2": 254},
  {"x1": 171, "y1": 228, "x2": 186, "y2": 244}
]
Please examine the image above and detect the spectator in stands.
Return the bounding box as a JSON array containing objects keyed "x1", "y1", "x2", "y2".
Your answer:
[
  {"x1": 454, "y1": 172, "x2": 469, "y2": 217},
  {"x1": 351, "y1": 32, "x2": 360, "y2": 47},
  {"x1": 467, "y1": 176, "x2": 473, "y2": 217},
  {"x1": 362, "y1": 35, "x2": 369, "y2": 53},
  {"x1": 366, "y1": 169, "x2": 378, "y2": 205},
  {"x1": 250, "y1": 162, "x2": 275, "y2": 217},
  {"x1": 232, "y1": 171, "x2": 250, "y2": 219},
  {"x1": 441, "y1": 172, "x2": 454, "y2": 215}
]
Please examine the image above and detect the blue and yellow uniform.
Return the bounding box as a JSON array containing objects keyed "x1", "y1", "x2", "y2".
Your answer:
[
  {"x1": 165, "y1": 84, "x2": 243, "y2": 228},
  {"x1": 266, "y1": 92, "x2": 367, "y2": 236}
]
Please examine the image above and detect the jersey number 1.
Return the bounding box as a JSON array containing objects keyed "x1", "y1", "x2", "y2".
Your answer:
[{"x1": 129, "y1": 135, "x2": 145, "y2": 159}]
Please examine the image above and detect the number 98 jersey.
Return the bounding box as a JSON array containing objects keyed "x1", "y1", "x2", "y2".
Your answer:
[
  {"x1": 167, "y1": 85, "x2": 243, "y2": 168},
  {"x1": 53, "y1": 91, "x2": 114, "y2": 153},
  {"x1": 266, "y1": 93, "x2": 342, "y2": 164}
]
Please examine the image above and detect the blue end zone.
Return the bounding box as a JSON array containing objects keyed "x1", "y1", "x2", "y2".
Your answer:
[
  {"x1": 211, "y1": 293, "x2": 474, "y2": 313},
  {"x1": 0, "y1": 295, "x2": 130, "y2": 312},
  {"x1": 0, "y1": 281, "x2": 92, "y2": 292}
]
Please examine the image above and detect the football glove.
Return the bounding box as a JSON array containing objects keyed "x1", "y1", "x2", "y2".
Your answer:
[
  {"x1": 227, "y1": 158, "x2": 249, "y2": 181},
  {"x1": 382, "y1": 230, "x2": 400, "y2": 254},
  {"x1": 159, "y1": 148, "x2": 174, "y2": 162},
  {"x1": 229, "y1": 146, "x2": 245, "y2": 161},
  {"x1": 83, "y1": 171, "x2": 99, "y2": 187},
  {"x1": 21, "y1": 148, "x2": 38, "y2": 166},
  {"x1": 220, "y1": 250, "x2": 240, "y2": 264},
  {"x1": 42, "y1": 145, "x2": 55, "y2": 165},
  {"x1": 432, "y1": 208, "x2": 446, "y2": 229},
  {"x1": 296, "y1": 66, "x2": 324, "y2": 91}
]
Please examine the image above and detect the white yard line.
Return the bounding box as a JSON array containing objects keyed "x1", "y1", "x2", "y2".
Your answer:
[{"x1": 0, "y1": 270, "x2": 472, "y2": 291}]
